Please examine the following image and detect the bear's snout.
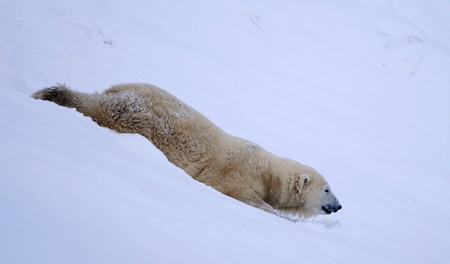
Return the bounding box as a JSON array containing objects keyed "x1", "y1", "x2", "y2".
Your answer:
[{"x1": 322, "y1": 204, "x2": 342, "y2": 214}]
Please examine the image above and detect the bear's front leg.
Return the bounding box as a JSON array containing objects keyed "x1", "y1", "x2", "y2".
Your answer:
[
  {"x1": 228, "y1": 190, "x2": 278, "y2": 215},
  {"x1": 247, "y1": 199, "x2": 278, "y2": 215}
]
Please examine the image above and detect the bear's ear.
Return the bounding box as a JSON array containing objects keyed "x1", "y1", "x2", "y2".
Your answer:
[{"x1": 295, "y1": 174, "x2": 310, "y2": 194}]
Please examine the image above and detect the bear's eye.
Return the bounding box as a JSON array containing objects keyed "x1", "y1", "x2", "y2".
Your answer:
[
  {"x1": 324, "y1": 189, "x2": 329, "y2": 193},
  {"x1": 304, "y1": 178, "x2": 308, "y2": 184}
]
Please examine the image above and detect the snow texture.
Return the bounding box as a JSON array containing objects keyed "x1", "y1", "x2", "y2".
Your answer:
[{"x1": 1, "y1": 0, "x2": 450, "y2": 263}]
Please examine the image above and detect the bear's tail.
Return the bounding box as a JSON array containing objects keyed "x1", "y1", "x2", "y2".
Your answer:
[{"x1": 32, "y1": 83, "x2": 89, "y2": 109}]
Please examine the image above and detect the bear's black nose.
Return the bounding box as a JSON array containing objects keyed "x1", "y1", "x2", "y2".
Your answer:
[{"x1": 322, "y1": 205, "x2": 342, "y2": 214}]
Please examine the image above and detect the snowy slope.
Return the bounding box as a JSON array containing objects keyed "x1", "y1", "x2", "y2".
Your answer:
[{"x1": 1, "y1": 0, "x2": 450, "y2": 263}]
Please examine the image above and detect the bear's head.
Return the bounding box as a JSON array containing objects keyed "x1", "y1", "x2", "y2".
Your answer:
[{"x1": 271, "y1": 158, "x2": 342, "y2": 218}]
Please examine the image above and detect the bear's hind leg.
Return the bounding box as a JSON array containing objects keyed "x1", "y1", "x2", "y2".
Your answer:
[
  {"x1": 32, "y1": 84, "x2": 146, "y2": 134},
  {"x1": 32, "y1": 84, "x2": 89, "y2": 109}
]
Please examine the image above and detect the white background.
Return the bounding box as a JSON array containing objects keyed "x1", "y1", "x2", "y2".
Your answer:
[{"x1": 1, "y1": 0, "x2": 450, "y2": 263}]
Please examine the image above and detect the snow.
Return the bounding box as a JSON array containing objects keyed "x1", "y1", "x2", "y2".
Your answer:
[{"x1": 1, "y1": 0, "x2": 450, "y2": 263}]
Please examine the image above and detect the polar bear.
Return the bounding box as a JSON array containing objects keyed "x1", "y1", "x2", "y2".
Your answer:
[{"x1": 32, "y1": 83, "x2": 341, "y2": 218}]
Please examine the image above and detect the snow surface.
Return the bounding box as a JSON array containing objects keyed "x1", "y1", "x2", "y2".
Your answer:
[{"x1": 1, "y1": 0, "x2": 450, "y2": 263}]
